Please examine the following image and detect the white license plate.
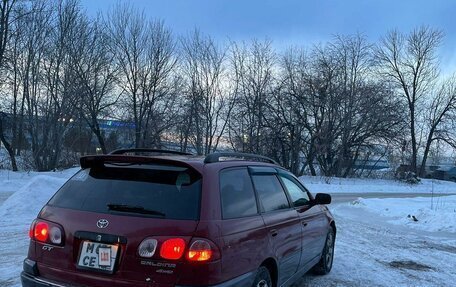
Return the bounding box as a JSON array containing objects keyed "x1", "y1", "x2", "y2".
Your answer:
[{"x1": 77, "y1": 241, "x2": 118, "y2": 272}]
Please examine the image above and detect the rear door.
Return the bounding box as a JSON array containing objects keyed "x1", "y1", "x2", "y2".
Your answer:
[
  {"x1": 277, "y1": 172, "x2": 329, "y2": 268},
  {"x1": 219, "y1": 167, "x2": 268, "y2": 283},
  {"x1": 249, "y1": 167, "x2": 301, "y2": 286}
]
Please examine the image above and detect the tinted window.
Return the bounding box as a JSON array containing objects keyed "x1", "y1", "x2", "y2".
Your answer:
[
  {"x1": 48, "y1": 165, "x2": 201, "y2": 220},
  {"x1": 280, "y1": 176, "x2": 310, "y2": 207},
  {"x1": 251, "y1": 175, "x2": 290, "y2": 212},
  {"x1": 220, "y1": 168, "x2": 258, "y2": 219}
]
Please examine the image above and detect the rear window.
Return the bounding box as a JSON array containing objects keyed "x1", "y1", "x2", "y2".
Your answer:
[{"x1": 48, "y1": 164, "x2": 201, "y2": 220}]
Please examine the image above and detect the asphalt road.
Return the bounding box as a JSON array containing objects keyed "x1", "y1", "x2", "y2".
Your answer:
[{"x1": 329, "y1": 192, "x2": 456, "y2": 203}]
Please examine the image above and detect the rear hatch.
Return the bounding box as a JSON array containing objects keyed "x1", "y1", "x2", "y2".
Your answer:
[{"x1": 33, "y1": 159, "x2": 202, "y2": 286}]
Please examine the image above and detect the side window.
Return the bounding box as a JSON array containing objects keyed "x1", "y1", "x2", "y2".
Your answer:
[
  {"x1": 279, "y1": 175, "x2": 310, "y2": 207},
  {"x1": 251, "y1": 175, "x2": 290, "y2": 212},
  {"x1": 220, "y1": 168, "x2": 258, "y2": 219}
]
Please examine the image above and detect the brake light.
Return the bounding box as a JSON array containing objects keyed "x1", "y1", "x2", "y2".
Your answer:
[
  {"x1": 187, "y1": 240, "x2": 212, "y2": 261},
  {"x1": 34, "y1": 222, "x2": 49, "y2": 242},
  {"x1": 29, "y1": 219, "x2": 64, "y2": 245},
  {"x1": 160, "y1": 238, "x2": 185, "y2": 260},
  {"x1": 28, "y1": 220, "x2": 36, "y2": 239}
]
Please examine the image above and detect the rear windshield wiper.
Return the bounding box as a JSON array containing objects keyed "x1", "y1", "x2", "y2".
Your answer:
[{"x1": 107, "y1": 204, "x2": 166, "y2": 217}]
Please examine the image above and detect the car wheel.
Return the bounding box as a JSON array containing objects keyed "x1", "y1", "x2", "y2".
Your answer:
[
  {"x1": 312, "y1": 226, "x2": 335, "y2": 275},
  {"x1": 252, "y1": 266, "x2": 272, "y2": 287}
]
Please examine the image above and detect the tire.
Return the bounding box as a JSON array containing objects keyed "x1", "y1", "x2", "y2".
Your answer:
[
  {"x1": 251, "y1": 266, "x2": 272, "y2": 287},
  {"x1": 312, "y1": 226, "x2": 335, "y2": 275}
]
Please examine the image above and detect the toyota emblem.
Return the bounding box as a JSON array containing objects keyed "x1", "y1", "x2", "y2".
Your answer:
[{"x1": 96, "y1": 219, "x2": 109, "y2": 229}]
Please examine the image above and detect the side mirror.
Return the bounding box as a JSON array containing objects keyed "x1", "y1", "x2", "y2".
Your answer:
[{"x1": 314, "y1": 193, "x2": 331, "y2": 205}]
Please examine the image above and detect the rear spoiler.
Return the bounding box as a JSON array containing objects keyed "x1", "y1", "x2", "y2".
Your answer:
[{"x1": 80, "y1": 155, "x2": 198, "y2": 171}]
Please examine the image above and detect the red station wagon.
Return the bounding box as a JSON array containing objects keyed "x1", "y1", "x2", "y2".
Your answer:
[{"x1": 21, "y1": 149, "x2": 336, "y2": 287}]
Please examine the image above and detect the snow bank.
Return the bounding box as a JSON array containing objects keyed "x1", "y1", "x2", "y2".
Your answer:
[
  {"x1": 0, "y1": 168, "x2": 79, "y2": 194},
  {"x1": 0, "y1": 169, "x2": 77, "y2": 286},
  {"x1": 300, "y1": 175, "x2": 456, "y2": 194},
  {"x1": 0, "y1": 175, "x2": 68, "y2": 219},
  {"x1": 0, "y1": 170, "x2": 41, "y2": 195},
  {"x1": 349, "y1": 196, "x2": 456, "y2": 233},
  {"x1": 0, "y1": 167, "x2": 78, "y2": 229}
]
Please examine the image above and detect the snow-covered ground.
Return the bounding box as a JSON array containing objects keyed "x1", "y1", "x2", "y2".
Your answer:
[
  {"x1": 298, "y1": 198, "x2": 456, "y2": 287},
  {"x1": 349, "y1": 196, "x2": 456, "y2": 233},
  {"x1": 0, "y1": 169, "x2": 455, "y2": 286}
]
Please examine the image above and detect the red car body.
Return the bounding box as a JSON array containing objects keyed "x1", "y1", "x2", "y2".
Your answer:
[{"x1": 21, "y1": 151, "x2": 335, "y2": 287}]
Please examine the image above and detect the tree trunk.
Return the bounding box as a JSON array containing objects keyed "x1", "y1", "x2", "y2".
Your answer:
[
  {"x1": 0, "y1": 117, "x2": 18, "y2": 171},
  {"x1": 92, "y1": 127, "x2": 107, "y2": 154},
  {"x1": 409, "y1": 105, "x2": 418, "y2": 174},
  {"x1": 419, "y1": 127, "x2": 436, "y2": 177}
]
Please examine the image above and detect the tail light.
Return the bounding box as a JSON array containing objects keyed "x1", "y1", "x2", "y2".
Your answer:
[
  {"x1": 34, "y1": 221, "x2": 49, "y2": 242},
  {"x1": 160, "y1": 238, "x2": 186, "y2": 260},
  {"x1": 29, "y1": 219, "x2": 64, "y2": 246},
  {"x1": 187, "y1": 240, "x2": 212, "y2": 261},
  {"x1": 187, "y1": 238, "x2": 220, "y2": 262},
  {"x1": 28, "y1": 220, "x2": 36, "y2": 239},
  {"x1": 140, "y1": 237, "x2": 220, "y2": 262}
]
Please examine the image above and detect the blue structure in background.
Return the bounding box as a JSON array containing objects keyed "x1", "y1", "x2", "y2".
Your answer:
[{"x1": 99, "y1": 119, "x2": 136, "y2": 130}]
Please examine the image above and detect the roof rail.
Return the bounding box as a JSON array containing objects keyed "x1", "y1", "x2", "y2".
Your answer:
[
  {"x1": 204, "y1": 152, "x2": 279, "y2": 165},
  {"x1": 110, "y1": 148, "x2": 193, "y2": 156}
]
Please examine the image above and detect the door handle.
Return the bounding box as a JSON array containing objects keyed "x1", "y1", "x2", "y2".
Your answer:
[{"x1": 270, "y1": 229, "x2": 278, "y2": 237}]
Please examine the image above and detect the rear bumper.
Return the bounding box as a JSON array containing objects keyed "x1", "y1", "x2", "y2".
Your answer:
[
  {"x1": 21, "y1": 258, "x2": 68, "y2": 286},
  {"x1": 22, "y1": 271, "x2": 255, "y2": 287},
  {"x1": 22, "y1": 258, "x2": 67, "y2": 287},
  {"x1": 21, "y1": 272, "x2": 68, "y2": 287},
  {"x1": 177, "y1": 271, "x2": 255, "y2": 287},
  {"x1": 22, "y1": 258, "x2": 255, "y2": 287}
]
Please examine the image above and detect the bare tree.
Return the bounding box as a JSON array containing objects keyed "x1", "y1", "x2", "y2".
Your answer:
[
  {"x1": 17, "y1": 0, "x2": 83, "y2": 170},
  {"x1": 276, "y1": 35, "x2": 403, "y2": 176},
  {"x1": 0, "y1": 0, "x2": 16, "y2": 67},
  {"x1": 179, "y1": 30, "x2": 233, "y2": 155},
  {"x1": 107, "y1": 4, "x2": 178, "y2": 148},
  {"x1": 228, "y1": 39, "x2": 276, "y2": 154},
  {"x1": 327, "y1": 35, "x2": 403, "y2": 177},
  {"x1": 0, "y1": 0, "x2": 18, "y2": 170},
  {"x1": 69, "y1": 15, "x2": 118, "y2": 154},
  {"x1": 374, "y1": 26, "x2": 444, "y2": 174},
  {"x1": 419, "y1": 76, "x2": 456, "y2": 175},
  {"x1": 264, "y1": 84, "x2": 307, "y2": 174}
]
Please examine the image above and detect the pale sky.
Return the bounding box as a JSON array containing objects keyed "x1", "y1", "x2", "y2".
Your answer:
[{"x1": 80, "y1": 0, "x2": 456, "y2": 74}]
